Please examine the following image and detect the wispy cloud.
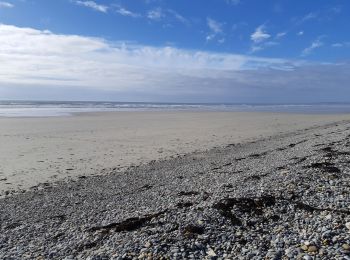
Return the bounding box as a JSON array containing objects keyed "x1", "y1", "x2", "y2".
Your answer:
[
  {"x1": 275, "y1": 32, "x2": 287, "y2": 39},
  {"x1": 225, "y1": 0, "x2": 241, "y2": 5},
  {"x1": 302, "y1": 38, "x2": 324, "y2": 56},
  {"x1": 250, "y1": 25, "x2": 274, "y2": 53},
  {"x1": 331, "y1": 5, "x2": 342, "y2": 14},
  {"x1": 206, "y1": 18, "x2": 223, "y2": 41},
  {"x1": 144, "y1": 0, "x2": 162, "y2": 4},
  {"x1": 114, "y1": 5, "x2": 140, "y2": 18},
  {"x1": 146, "y1": 8, "x2": 189, "y2": 25},
  {"x1": 297, "y1": 31, "x2": 304, "y2": 36},
  {"x1": 299, "y1": 12, "x2": 318, "y2": 24},
  {"x1": 73, "y1": 2, "x2": 188, "y2": 26},
  {"x1": 167, "y1": 9, "x2": 189, "y2": 25},
  {"x1": 1, "y1": 24, "x2": 349, "y2": 102},
  {"x1": 295, "y1": 6, "x2": 341, "y2": 25},
  {"x1": 0, "y1": 1, "x2": 14, "y2": 8},
  {"x1": 250, "y1": 41, "x2": 280, "y2": 53},
  {"x1": 332, "y1": 42, "x2": 350, "y2": 48},
  {"x1": 250, "y1": 45, "x2": 263, "y2": 53},
  {"x1": 251, "y1": 25, "x2": 270, "y2": 43},
  {"x1": 75, "y1": 1, "x2": 108, "y2": 13},
  {"x1": 207, "y1": 18, "x2": 222, "y2": 33},
  {"x1": 147, "y1": 7, "x2": 164, "y2": 21}
]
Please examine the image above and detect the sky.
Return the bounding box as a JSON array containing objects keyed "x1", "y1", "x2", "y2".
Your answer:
[{"x1": 0, "y1": 0, "x2": 349, "y2": 103}]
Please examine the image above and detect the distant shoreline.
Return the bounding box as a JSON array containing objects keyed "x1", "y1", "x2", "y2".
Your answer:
[{"x1": 2, "y1": 101, "x2": 350, "y2": 117}]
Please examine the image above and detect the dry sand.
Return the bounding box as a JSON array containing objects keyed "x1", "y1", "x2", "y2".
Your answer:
[
  {"x1": 2, "y1": 118, "x2": 350, "y2": 259},
  {"x1": 0, "y1": 111, "x2": 349, "y2": 194}
]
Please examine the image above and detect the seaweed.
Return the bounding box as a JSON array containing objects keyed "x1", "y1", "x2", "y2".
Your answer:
[
  {"x1": 182, "y1": 225, "x2": 204, "y2": 237},
  {"x1": 88, "y1": 211, "x2": 166, "y2": 232},
  {"x1": 178, "y1": 191, "x2": 200, "y2": 196}
]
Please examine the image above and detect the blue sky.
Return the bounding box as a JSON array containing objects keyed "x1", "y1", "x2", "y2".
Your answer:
[{"x1": 0, "y1": 0, "x2": 349, "y2": 102}]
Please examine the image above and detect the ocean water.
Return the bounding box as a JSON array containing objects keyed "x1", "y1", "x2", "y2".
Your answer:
[{"x1": 1, "y1": 100, "x2": 350, "y2": 117}]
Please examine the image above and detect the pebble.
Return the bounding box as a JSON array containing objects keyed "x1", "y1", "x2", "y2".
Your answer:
[
  {"x1": 345, "y1": 222, "x2": 350, "y2": 231},
  {"x1": 207, "y1": 248, "x2": 217, "y2": 257},
  {"x1": 2, "y1": 123, "x2": 350, "y2": 259},
  {"x1": 307, "y1": 246, "x2": 318, "y2": 253},
  {"x1": 342, "y1": 244, "x2": 350, "y2": 251},
  {"x1": 144, "y1": 242, "x2": 152, "y2": 248},
  {"x1": 303, "y1": 255, "x2": 312, "y2": 260},
  {"x1": 301, "y1": 245, "x2": 308, "y2": 251}
]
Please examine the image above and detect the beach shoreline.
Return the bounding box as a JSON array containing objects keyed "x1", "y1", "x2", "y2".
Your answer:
[
  {"x1": 1, "y1": 118, "x2": 350, "y2": 258},
  {"x1": 1, "y1": 111, "x2": 350, "y2": 195}
]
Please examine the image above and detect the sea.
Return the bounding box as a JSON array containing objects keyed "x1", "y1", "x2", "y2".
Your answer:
[{"x1": 1, "y1": 100, "x2": 350, "y2": 117}]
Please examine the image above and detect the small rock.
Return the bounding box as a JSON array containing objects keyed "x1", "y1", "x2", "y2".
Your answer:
[
  {"x1": 342, "y1": 244, "x2": 350, "y2": 250},
  {"x1": 207, "y1": 248, "x2": 217, "y2": 257},
  {"x1": 197, "y1": 220, "x2": 204, "y2": 225},
  {"x1": 303, "y1": 255, "x2": 312, "y2": 260},
  {"x1": 346, "y1": 222, "x2": 350, "y2": 231},
  {"x1": 144, "y1": 241, "x2": 152, "y2": 248},
  {"x1": 301, "y1": 245, "x2": 308, "y2": 251},
  {"x1": 307, "y1": 245, "x2": 318, "y2": 253}
]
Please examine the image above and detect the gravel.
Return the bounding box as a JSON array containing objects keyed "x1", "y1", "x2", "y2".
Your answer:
[{"x1": 1, "y1": 120, "x2": 350, "y2": 259}]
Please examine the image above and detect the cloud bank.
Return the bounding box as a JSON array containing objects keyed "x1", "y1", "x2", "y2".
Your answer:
[{"x1": 0, "y1": 24, "x2": 349, "y2": 102}]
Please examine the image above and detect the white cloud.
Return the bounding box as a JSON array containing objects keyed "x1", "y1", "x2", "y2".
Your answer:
[
  {"x1": 250, "y1": 25, "x2": 274, "y2": 53},
  {"x1": 0, "y1": 1, "x2": 13, "y2": 8},
  {"x1": 147, "y1": 7, "x2": 164, "y2": 20},
  {"x1": 292, "y1": 12, "x2": 318, "y2": 26},
  {"x1": 275, "y1": 32, "x2": 287, "y2": 39},
  {"x1": 75, "y1": 1, "x2": 108, "y2": 13},
  {"x1": 250, "y1": 41, "x2": 279, "y2": 53},
  {"x1": 300, "y1": 12, "x2": 318, "y2": 23},
  {"x1": 296, "y1": 7, "x2": 340, "y2": 25},
  {"x1": 146, "y1": 8, "x2": 189, "y2": 25},
  {"x1": 167, "y1": 9, "x2": 189, "y2": 25},
  {"x1": 250, "y1": 45, "x2": 263, "y2": 53},
  {"x1": 251, "y1": 25, "x2": 270, "y2": 43},
  {"x1": 297, "y1": 31, "x2": 304, "y2": 36},
  {"x1": 302, "y1": 38, "x2": 323, "y2": 56},
  {"x1": 114, "y1": 5, "x2": 140, "y2": 18},
  {"x1": 0, "y1": 24, "x2": 349, "y2": 102},
  {"x1": 207, "y1": 18, "x2": 223, "y2": 34},
  {"x1": 206, "y1": 18, "x2": 224, "y2": 42},
  {"x1": 0, "y1": 24, "x2": 295, "y2": 88},
  {"x1": 332, "y1": 43, "x2": 343, "y2": 48},
  {"x1": 332, "y1": 42, "x2": 350, "y2": 48}
]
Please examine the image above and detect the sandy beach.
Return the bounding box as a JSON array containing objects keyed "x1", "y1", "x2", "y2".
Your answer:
[
  {"x1": 1, "y1": 111, "x2": 350, "y2": 195},
  {"x1": 2, "y1": 0, "x2": 350, "y2": 258},
  {"x1": 1, "y1": 116, "x2": 350, "y2": 259}
]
